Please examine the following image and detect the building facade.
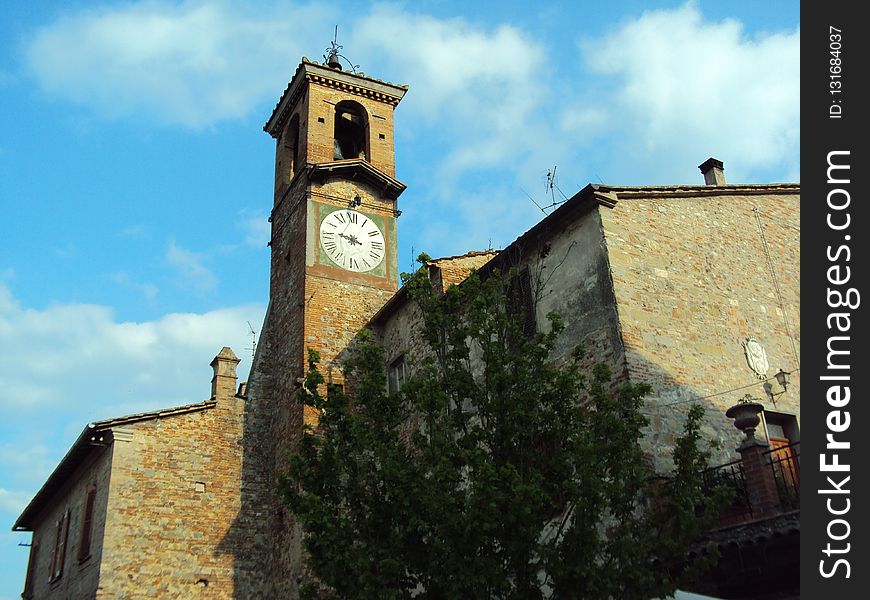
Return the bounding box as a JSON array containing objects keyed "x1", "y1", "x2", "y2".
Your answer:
[
  {"x1": 15, "y1": 55, "x2": 799, "y2": 598},
  {"x1": 15, "y1": 348, "x2": 250, "y2": 598},
  {"x1": 370, "y1": 176, "x2": 800, "y2": 472}
]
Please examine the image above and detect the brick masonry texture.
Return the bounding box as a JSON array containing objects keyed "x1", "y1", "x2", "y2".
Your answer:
[
  {"x1": 242, "y1": 62, "x2": 405, "y2": 597},
  {"x1": 99, "y1": 397, "x2": 249, "y2": 598},
  {"x1": 22, "y1": 385, "x2": 250, "y2": 599}
]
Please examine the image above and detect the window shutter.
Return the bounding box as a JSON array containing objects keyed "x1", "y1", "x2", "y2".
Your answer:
[
  {"x1": 49, "y1": 509, "x2": 70, "y2": 581},
  {"x1": 79, "y1": 487, "x2": 97, "y2": 561},
  {"x1": 508, "y1": 267, "x2": 536, "y2": 337}
]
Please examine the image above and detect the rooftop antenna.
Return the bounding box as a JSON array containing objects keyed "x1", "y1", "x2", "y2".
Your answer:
[
  {"x1": 543, "y1": 166, "x2": 570, "y2": 211},
  {"x1": 520, "y1": 165, "x2": 571, "y2": 215},
  {"x1": 246, "y1": 321, "x2": 257, "y2": 359},
  {"x1": 519, "y1": 185, "x2": 546, "y2": 214},
  {"x1": 323, "y1": 25, "x2": 360, "y2": 73}
]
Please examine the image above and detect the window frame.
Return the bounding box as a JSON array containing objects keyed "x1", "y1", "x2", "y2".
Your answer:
[
  {"x1": 78, "y1": 485, "x2": 97, "y2": 563},
  {"x1": 388, "y1": 354, "x2": 407, "y2": 395},
  {"x1": 48, "y1": 508, "x2": 70, "y2": 583}
]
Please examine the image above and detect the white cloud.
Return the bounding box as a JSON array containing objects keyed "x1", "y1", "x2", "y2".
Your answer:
[
  {"x1": 239, "y1": 209, "x2": 271, "y2": 248},
  {"x1": 24, "y1": 0, "x2": 330, "y2": 128},
  {"x1": 0, "y1": 283, "x2": 264, "y2": 417},
  {"x1": 353, "y1": 5, "x2": 547, "y2": 175},
  {"x1": 166, "y1": 240, "x2": 217, "y2": 291},
  {"x1": 0, "y1": 488, "x2": 31, "y2": 516},
  {"x1": 574, "y1": 2, "x2": 800, "y2": 183},
  {"x1": 0, "y1": 445, "x2": 54, "y2": 489},
  {"x1": 110, "y1": 272, "x2": 159, "y2": 300}
]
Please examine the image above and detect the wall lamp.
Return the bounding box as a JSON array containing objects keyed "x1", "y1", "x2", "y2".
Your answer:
[{"x1": 765, "y1": 368, "x2": 791, "y2": 406}]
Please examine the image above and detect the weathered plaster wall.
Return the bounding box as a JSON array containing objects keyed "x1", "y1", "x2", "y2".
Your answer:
[{"x1": 24, "y1": 446, "x2": 112, "y2": 600}]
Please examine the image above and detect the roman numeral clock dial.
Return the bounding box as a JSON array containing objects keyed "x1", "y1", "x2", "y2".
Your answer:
[{"x1": 319, "y1": 209, "x2": 386, "y2": 273}]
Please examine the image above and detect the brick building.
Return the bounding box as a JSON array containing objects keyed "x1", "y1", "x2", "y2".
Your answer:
[
  {"x1": 14, "y1": 348, "x2": 252, "y2": 597},
  {"x1": 14, "y1": 53, "x2": 799, "y2": 598}
]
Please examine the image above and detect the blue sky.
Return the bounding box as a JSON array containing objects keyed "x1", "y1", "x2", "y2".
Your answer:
[{"x1": 0, "y1": 0, "x2": 798, "y2": 594}]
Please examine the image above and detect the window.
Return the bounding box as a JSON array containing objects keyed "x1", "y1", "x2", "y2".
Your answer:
[
  {"x1": 49, "y1": 509, "x2": 70, "y2": 582},
  {"x1": 388, "y1": 355, "x2": 406, "y2": 395},
  {"x1": 276, "y1": 114, "x2": 301, "y2": 186},
  {"x1": 78, "y1": 486, "x2": 97, "y2": 562},
  {"x1": 327, "y1": 383, "x2": 344, "y2": 401},
  {"x1": 762, "y1": 411, "x2": 799, "y2": 446},
  {"x1": 333, "y1": 101, "x2": 368, "y2": 161},
  {"x1": 762, "y1": 411, "x2": 800, "y2": 494}
]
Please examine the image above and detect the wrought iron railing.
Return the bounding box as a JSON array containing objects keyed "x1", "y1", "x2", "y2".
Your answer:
[
  {"x1": 765, "y1": 441, "x2": 800, "y2": 511},
  {"x1": 701, "y1": 459, "x2": 752, "y2": 523}
]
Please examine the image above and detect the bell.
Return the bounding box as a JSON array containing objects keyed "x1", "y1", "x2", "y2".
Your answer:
[{"x1": 326, "y1": 49, "x2": 342, "y2": 70}]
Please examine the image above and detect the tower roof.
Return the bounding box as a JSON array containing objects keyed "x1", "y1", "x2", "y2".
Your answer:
[{"x1": 264, "y1": 57, "x2": 409, "y2": 138}]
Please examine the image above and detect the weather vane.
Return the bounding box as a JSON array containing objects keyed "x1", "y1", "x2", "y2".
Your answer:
[{"x1": 323, "y1": 25, "x2": 360, "y2": 73}]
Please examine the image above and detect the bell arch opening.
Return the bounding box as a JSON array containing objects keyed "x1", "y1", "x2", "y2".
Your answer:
[
  {"x1": 276, "y1": 114, "x2": 301, "y2": 186},
  {"x1": 333, "y1": 100, "x2": 368, "y2": 161}
]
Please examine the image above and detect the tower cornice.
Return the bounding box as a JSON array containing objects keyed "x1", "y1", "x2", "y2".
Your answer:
[{"x1": 308, "y1": 159, "x2": 406, "y2": 201}]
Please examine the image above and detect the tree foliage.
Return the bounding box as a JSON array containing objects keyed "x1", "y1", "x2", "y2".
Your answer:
[{"x1": 280, "y1": 261, "x2": 726, "y2": 599}]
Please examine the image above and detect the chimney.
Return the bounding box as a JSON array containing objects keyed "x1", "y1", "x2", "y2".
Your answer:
[
  {"x1": 698, "y1": 157, "x2": 726, "y2": 186},
  {"x1": 210, "y1": 347, "x2": 240, "y2": 401}
]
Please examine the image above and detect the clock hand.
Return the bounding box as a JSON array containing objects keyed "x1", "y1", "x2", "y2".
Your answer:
[{"x1": 338, "y1": 233, "x2": 363, "y2": 246}]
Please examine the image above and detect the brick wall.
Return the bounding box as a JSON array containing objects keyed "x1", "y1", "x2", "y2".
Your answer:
[
  {"x1": 97, "y1": 396, "x2": 248, "y2": 597},
  {"x1": 244, "y1": 65, "x2": 406, "y2": 596}
]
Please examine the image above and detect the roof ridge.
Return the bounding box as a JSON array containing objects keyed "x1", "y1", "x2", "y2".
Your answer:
[
  {"x1": 90, "y1": 399, "x2": 217, "y2": 430},
  {"x1": 428, "y1": 250, "x2": 500, "y2": 263}
]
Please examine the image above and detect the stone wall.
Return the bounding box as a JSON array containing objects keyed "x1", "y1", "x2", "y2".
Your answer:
[
  {"x1": 371, "y1": 186, "x2": 800, "y2": 474},
  {"x1": 97, "y1": 396, "x2": 248, "y2": 597},
  {"x1": 599, "y1": 188, "x2": 800, "y2": 468}
]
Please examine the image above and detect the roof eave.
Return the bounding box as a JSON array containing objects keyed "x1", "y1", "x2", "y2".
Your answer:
[{"x1": 13, "y1": 425, "x2": 98, "y2": 531}]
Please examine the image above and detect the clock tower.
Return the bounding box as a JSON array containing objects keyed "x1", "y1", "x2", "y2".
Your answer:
[
  {"x1": 262, "y1": 51, "x2": 406, "y2": 385},
  {"x1": 243, "y1": 52, "x2": 408, "y2": 595}
]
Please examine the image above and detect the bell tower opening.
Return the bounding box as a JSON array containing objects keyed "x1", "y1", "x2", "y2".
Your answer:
[
  {"x1": 275, "y1": 113, "x2": 301, "y2": 188},
  {"x1": 333, "y1": 100, "x2": 368, "y2": 161}
]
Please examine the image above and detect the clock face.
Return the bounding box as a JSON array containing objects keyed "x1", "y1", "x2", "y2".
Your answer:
[{"x1": 319, "y1": 209, "x2": 385, "y2": 273}]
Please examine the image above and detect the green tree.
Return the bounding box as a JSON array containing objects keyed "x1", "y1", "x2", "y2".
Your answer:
[{"x1": 280, "y1": 261, "x2": 726, "y2": 599}]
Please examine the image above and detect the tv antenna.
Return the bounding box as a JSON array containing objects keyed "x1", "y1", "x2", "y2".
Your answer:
[
  {"x1": 519, "y1": 165, "x2": 571, "y2": 215},
  {"x1": 545, "y1": 166, "x2": 570, "y2": 208},
  {"x1": 246, "y1": 321, "x2": 257, "y2": 359}
]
